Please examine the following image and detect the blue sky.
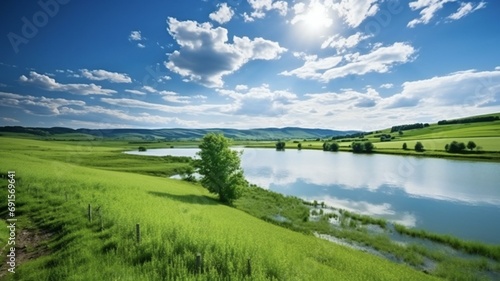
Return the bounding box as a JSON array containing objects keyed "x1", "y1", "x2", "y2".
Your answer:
[{"x1": 1, "y1": 0, "x2": 499, "y2": 130}]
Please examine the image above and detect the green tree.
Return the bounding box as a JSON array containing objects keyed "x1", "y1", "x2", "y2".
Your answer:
[
  {"x1": 466, "y1": 141, "x2": 477, "y2": 151},
  {"x1": 363, "y1": 141, "x2": 374, "y2": 153},
  {"x1": 402, "y1": 142, "x2": 407, "y2": 150},
  {"x1": 329, "y1": 142, "x2": 339, "y2": 152},
  {"x1": 276, "y1": 141, "x2": 286, "y2": 151},
  {"x1": 195, "y1": 133, "x2": 245, "y2": 204},
  {"x1": 297, "y1": 143, "x2": 302, "y2": 150},
  {"x1": 447, "y1": 141, "x2": 466, "y2": 153},
  {"x1": 351, "y1": 142, "x2": 364, "y2": 153},
  {"x1": 414, "y1": 142, "x2": 424, "y2": 152}
]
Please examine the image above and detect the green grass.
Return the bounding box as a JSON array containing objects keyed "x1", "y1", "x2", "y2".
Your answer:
[{"x1": 0, "y1": 137, "x2": 437, "y2": 280}]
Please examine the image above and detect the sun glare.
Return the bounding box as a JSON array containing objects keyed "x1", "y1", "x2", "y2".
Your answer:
[{"x1": 301, "y1": 5, "x2": 332, "y2": 33}]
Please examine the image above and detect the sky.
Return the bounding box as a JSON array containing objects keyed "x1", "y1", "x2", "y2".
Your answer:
[{"x1": 0, "y1": 0, "x2": 499, "y2": 131}]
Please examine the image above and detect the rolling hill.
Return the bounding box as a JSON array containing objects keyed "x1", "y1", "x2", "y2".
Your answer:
[{"x1": 0, "y1": 126, "x2": 358, "y2": 141}]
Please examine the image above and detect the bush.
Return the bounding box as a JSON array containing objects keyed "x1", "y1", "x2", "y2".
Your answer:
[
  {"x1": 402, "y1": 142, "x2": 407, "y2": 150},
  {"x1": 138, "y1": 146, "x2": 147, "y2": 152}
]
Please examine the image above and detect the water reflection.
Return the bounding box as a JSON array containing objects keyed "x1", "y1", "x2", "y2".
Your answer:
[{"x1": 126, "y1": 147, "x2": 500, "y2": 243}]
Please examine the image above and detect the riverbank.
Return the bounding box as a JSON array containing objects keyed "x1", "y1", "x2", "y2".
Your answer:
[
  {"x1": 242, "y1": 143, "x2": 500, "y2": 162},
  {"x1": 233, "y1": 185, "x2": 500, "y2": 280}
]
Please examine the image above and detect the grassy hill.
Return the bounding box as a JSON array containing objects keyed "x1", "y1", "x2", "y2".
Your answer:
[
  {"x1": 247, "y1": 112, "x2": 500, "y2": 161},
  {"x1": 0, "y1": 126, "x2": 358, "y2": 141},
  {"x1": 0, "y1": 137, "x2": 435, "y2": 280}
]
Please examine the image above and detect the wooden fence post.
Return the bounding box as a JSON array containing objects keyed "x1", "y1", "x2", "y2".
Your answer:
[
  {"x1": 195, "y1": 253, "x2": 202, "y2": 274},
  {"x1": 247, "y1": 258, "x2": 252, "y2": 276},
  {"x1": 88, "y1": 204, "x2": 92, "y2": 222},
  {"x1": 136, "y1": 223, "x2": 141, "y2": 243}
]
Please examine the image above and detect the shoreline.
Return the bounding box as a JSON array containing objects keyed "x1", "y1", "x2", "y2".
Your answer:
[{"x1": 242, "y1": 144, "x2": 500, "y2": 163}]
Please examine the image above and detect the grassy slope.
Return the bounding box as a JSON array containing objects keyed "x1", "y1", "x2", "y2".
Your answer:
[
  {"x1": 246, "y1": 117, "x2": 500, "y2": 161},
  {"x1": 0, "y1": 137, "x2": 437, "y2": 280}
]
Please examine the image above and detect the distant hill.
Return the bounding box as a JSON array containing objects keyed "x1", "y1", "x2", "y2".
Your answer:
[{"x1": 0, "y1": 126, "x2": 359, "y2": 141}]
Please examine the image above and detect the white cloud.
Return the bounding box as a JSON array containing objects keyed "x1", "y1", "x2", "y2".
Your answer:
[
  {"x1": 125, "y1": 89, "x2": 146, "y2": 95},
  {"x1": 209, "y1": 3, "x2": 234, "y2": 24},
  {"x1": 408, "y1": 0, "x2": 485, "y2": 27},
  {"x1": 1, "y1": 117, "x2": 20, "y2": 123},
  {"x1": 165, "y1": 18, "x2": 286, "y2": 87},
  {"x1": 282, "y1": 42, "x2": 415, "y2": 82},
  {"x1": 447, "y1": 1, "x2": 486, "y2": 20},
  {"x1": 380, "y1": 83, "x2": 394, "y2": 89},
  {"x1": 217, "y1": 84, "x2": 298, "y2": 116},
  {"x1": 19, "y1": 72, "x2": 116, "y2": 95},
  {"x1": 80, "y1": 69, "x2": 132, "y2": 83},
  {"x1": 129, "y1": 31, "x2": 142, "y2": 41},
  {"x1": 385, "y1": 68, "x2": 500, "y2": 108},
  {"x1": 246, "y1": 0, "x2": 288, "y2": 21},
  {"x1": 100, "y1": 97, "x2": 225, "y2": 115},
  {"x1": 321, "y1": 32, "x2": 373, "y2": 53},
  {"x1": 281, "y1": 54, "x2": 343, "y2": 80},
  {"x1": 332, "y1": 0, "x2": 380, "y2": 28},
  {"x1": 129, "y1": 30, "x2": 146, "y2": 48},
  {"x1": 0, "y1": 92, "x2": 86, "y2": 116}
]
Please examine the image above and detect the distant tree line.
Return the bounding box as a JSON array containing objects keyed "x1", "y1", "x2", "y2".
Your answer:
[
  {"x1": 390, "y1": 123, "x2": 429, "y2": 133},
  {"x1": 331, "y1": 132, "x2": 365, "y2": 140},
  {"x1": 445, "y1": 141, "x2": 478, "y2": 153},
  {"x1": 437, "y1": 116, "x2": 499, "y2": 125}
]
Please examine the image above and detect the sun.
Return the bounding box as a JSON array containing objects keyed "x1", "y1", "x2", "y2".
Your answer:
[{"x1": 300, "y1": 4, "x2": 333, "y2": 33}]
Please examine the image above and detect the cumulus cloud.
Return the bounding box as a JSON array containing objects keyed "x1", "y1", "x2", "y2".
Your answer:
[
  {"x1": 19, "y1": 72, "x2": 117, "y2": 95},
  {"x1": 332, "y1": 0, "x2": 380, "y2": 28},
  {"x1": 80, "y1": 69, "x2": 132, "y2": 83},
  {"x1": 380, "y1": 83, "x2": 394, "y2": 89},
  {"x1": 217, "y1": 84, "x2": 297, "y2": 116},
  {"x1": 209, "y1": 3, "x2": 234, "y2": 24},
  {"x1": 244, "y1": 0, "x2": 288, "y2": 21},
  {"x1": 385, "y1": 69, "x2": 500, "y2": 108},
  {"x1": 282, "y1": 42, "x2": 415, "y2": 82},
  {"x1": 165, "y1": 18, "x2": 286, "y2": 87}
]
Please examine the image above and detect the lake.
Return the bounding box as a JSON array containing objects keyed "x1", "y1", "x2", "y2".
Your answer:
[{"x1": 125, "y1": 148, "x2": 500, "y2": 244}]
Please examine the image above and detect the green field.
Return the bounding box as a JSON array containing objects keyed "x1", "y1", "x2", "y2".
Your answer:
[
  {"x1": 244, "y1": 115, "x2": 500, "y2": 161},
  {"x1": 0, "y1": 137, "x2": 438, "y2": 280}
]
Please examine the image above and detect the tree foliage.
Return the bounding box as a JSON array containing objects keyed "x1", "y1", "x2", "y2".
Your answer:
[
  {"x1": 467, "y1": 141, "x2": 477, "y2": 151},
  {"x1": 195, "y1": 133, "x2": 245, "y2": 203},
  {"x1": 445, "y1": 141, "x2": 468, "y2": 153},
  {"x1": 351, "y1": 141, "x2": 374, "y2": 153},
  {"x1": 402, "y1": 142, "x2": 407, "y2": 150},
  {"x1": 414, "y1": 142, "x2": 424, "y2": 152},
  {"x1": 322, "y1": 142, "x2": 339, "y2": 152},
  {"x1": 276, "y1": 141, "x2": 286, "y2": 151}
]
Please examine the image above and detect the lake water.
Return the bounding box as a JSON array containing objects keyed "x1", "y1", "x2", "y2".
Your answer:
[{"x1": 125, "y1": 148, "x2": 500, "y2": 244}]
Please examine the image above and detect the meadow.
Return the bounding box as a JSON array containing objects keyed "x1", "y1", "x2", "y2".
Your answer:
[
  {"x1": 244, "y1": 118, "x2": 500, "y2": 161},
  {"x1": 0, "y1": 137, "x2": 438, "y2": 280}
]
